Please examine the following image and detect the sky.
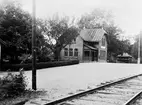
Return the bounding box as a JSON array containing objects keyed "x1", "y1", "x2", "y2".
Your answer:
[{"x1": 0, "y1": 0, "x2": 142, "y2": 38}]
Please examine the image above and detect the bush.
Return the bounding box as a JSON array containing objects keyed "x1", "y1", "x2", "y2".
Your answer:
[
  {"x1": 0, "y1": 70, "x2": 27, "y2": 100},
  {"x1": 37, "y1": 57, "x2": 51, "y2": 63}
]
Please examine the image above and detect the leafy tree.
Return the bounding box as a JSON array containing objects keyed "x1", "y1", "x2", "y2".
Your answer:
[
  {"x1": 43, "y1": 16, "x2": 79, "y2": 60},
  {"x1": 77, "y1": 9, "x2": 132, "y2": 61},
  {"x1": 121, "y1": 39, "x2": 131, "y2": 54},
  {"x1": 34, "y1": 19, "x2": 53, "y2": 62},
  {"x1": 0, "y1": 1, "x2": 48, "y2": 63},
  {"x1": 77, "y1": 9, "x2": 113, "y2": 29},
  {"x1": 104, "y1": 24, "x2": 131, "y2": 56},
  {"x1": 0, "y1": 2, "x2": 32, "y2": 63}
]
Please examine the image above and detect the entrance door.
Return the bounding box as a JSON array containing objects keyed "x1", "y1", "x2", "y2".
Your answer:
[
  {"x1": 84, "y1": 50, "x2": 91, "y2": 61},
  {"x1": 92, "y1": 51, "x2": 95, "y2": 61},
  {"x1": 94, "y1": 50, "x2": 98, "y2": 61}
]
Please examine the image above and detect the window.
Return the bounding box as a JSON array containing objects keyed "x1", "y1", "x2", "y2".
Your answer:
[
  {"x1": 102, "y1": 37, "x2": 105, "y2": 46},
  {"x1": 72, "y1": 39, "x2": 76, "y2": 44},
  {"x1": 84, "y1": 51, "x2": 90, "y2": 57},
  {"x1": 74, "y1": 48, "x2": 78, "y2": 56},
  {"x1": 100, "y1": 50, "x2": 106, "y2": 60},
  {"x1": 69, "y1": 48, "x2": 73, "y2": 56},
  {"x1": 64, "y1": 48, "x2": 68, "y2": 56}
]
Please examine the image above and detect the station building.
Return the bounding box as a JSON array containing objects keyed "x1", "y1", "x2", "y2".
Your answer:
[{"x1": 60, "y1": 28, "x2": 108, "y2": 62}]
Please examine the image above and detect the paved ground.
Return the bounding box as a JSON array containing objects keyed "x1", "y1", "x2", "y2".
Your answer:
[
  {"x1": 23, "y1": 63, "x2": 142, "y2": 101},
  {"x1": 0, "y1": 63, "x2": 142, "y2": 103}
]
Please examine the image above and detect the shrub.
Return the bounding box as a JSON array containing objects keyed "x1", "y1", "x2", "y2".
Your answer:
[
  {"x1": 0, "y1": 70, "x2": 27, "y2": 100},
  {"x1": 37, "y1": 56, "x2": 51, "y2": 63},
  {"x1": 2, "y1": 60, "x2": 79, "y2": 71}
]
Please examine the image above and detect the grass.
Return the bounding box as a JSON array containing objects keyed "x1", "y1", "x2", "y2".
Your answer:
[{"x1": 0, "y1": 90, "x2": 47, "y2": 105}]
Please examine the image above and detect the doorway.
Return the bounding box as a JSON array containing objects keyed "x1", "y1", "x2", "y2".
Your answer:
[{"x1": 92, "y1": 51, "x2": 95, "y2": 61}]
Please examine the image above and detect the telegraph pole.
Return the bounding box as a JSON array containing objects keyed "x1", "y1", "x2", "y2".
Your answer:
[
  {"x1": 32, "y1": 0, "x2": 37, "y2": 90},
  {"x1": 138, "y1": 32, "x2": 141, "y2": 64}
]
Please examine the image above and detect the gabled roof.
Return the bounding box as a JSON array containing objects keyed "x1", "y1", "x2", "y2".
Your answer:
[
  {"x1": 80, "y1": 28, "x2": 107, "y2": 42},
  {"x1": 117, "y1": 53, "x2": 132, "y2": 58}
]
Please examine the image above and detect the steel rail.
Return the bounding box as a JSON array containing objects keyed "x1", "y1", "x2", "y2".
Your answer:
[
  {"x1": 123, "y1": 90, "x2": 142, "y2": 105},
  {"x1": 44, "y1": 73, "x2": 142, "y2": 105},
  {"x1": 14, "y1": 99, "x2": 28, "y2": 105}
]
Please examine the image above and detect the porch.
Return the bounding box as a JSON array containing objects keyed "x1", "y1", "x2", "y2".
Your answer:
[{"x1": 83, "y1": 44, "x2": 98, "y2": 62}]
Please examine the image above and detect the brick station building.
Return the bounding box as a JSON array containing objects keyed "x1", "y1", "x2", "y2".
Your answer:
[{"x1": 60, "y1": 28, "x2": 108, "y2": 62}]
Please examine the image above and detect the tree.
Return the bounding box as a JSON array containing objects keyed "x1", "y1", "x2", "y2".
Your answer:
[
  {"x1": 77, "y1": 9, "x2": 132, "y2": 61},
  {"x1": 43, "y1": 16, "x2": 79, "y2": 60},
  {"x1": 35, "y1": 19, "x2": 54, "y2": 62},
  {"x1": 0, "y1": 1, "x2": 47, "y2": 63},
  {"x1": 121, "y1": 39, "x2": 131, "y2": 54},
  {"x1": 77, "y1": 9, "x2": 113, "y2": 29},
  {"x1": 0, "y1": 2, "x2": 31, "y2": 63},
  {"x1": 104, "y1": 24, "x2": 128, "y2": 56}
]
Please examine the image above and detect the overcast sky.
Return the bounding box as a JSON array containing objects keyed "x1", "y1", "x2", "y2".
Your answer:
[{"x1": 1, "y1": 0, "x2": 142, "y2": 37}]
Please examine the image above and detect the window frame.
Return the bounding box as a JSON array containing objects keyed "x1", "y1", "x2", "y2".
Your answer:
[
  {"x1": 69, "y1": 48, "x2": 73, "y2": 56},
  {"x1": 100, "y1": 50, "x2": 106, "y2": 59},
  {"x1": 64, "y1": 48, "x2": 68, "y2": 56},
  {"x1": 74, "y1": 48, "x2": 78, "y2": 56}
]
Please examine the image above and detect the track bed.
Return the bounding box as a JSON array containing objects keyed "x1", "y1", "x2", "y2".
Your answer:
[{"x1": 56, "y1": 75, "x2": 142, "y2": 105}]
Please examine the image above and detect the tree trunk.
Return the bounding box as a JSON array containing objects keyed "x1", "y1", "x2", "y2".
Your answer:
[{"x1": 54, "y1": 47, "x2": 62, "y2": 61}]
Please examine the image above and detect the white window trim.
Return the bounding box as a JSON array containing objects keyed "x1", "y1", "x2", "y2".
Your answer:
[{"x1": 101, "y1": 46, "x2": 106, "y2": 49}]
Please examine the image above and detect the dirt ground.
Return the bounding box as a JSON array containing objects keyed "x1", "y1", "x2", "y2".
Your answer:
[{"x1": 23, "y1": 63, "x2": 142, "y2": 101}]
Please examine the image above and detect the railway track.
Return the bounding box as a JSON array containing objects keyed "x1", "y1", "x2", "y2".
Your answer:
[
  {"x1": 18, "y1": 74, "x2": 142, "y2": 105},
  {"x1": 123, "y1": 90, "x2": 142, "y2": 105}
]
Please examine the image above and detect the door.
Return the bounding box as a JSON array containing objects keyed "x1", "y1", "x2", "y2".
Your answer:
[
  {"x1": 92, "y1": 51, "x2": 95, "y2": 61},
  {"x1": 94, "y1": 50, "x2": 98, "y2": 61}
]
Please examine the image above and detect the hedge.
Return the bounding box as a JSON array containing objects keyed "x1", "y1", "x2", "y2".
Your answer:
[{"x1": 1, "y1": 60, "x2": 79, "y2": 71}]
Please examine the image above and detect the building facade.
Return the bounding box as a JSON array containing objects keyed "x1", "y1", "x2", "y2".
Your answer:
[{"x1": 60, "y1": 28, "x2": 108, "y2": 62}]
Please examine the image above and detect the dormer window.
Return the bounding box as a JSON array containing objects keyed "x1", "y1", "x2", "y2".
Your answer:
[{"x1": 71, "y1": 39, "x2": 76, "y2": 44}]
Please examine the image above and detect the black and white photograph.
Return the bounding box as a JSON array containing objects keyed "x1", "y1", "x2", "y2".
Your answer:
[{"x1": 0, "y1": 0, "x2": 142, "y2": 105}]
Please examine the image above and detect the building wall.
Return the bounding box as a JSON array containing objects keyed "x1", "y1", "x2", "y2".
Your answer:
[
  {"x1": 60, "y1": 36, "x2": 83, "y2": 61},
  {"x1": 60, "y1": 34, "x2": 108, "y2": 62},
  {"x1": 98, "y1": 35, "x2": 107, "y2": 62}
]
